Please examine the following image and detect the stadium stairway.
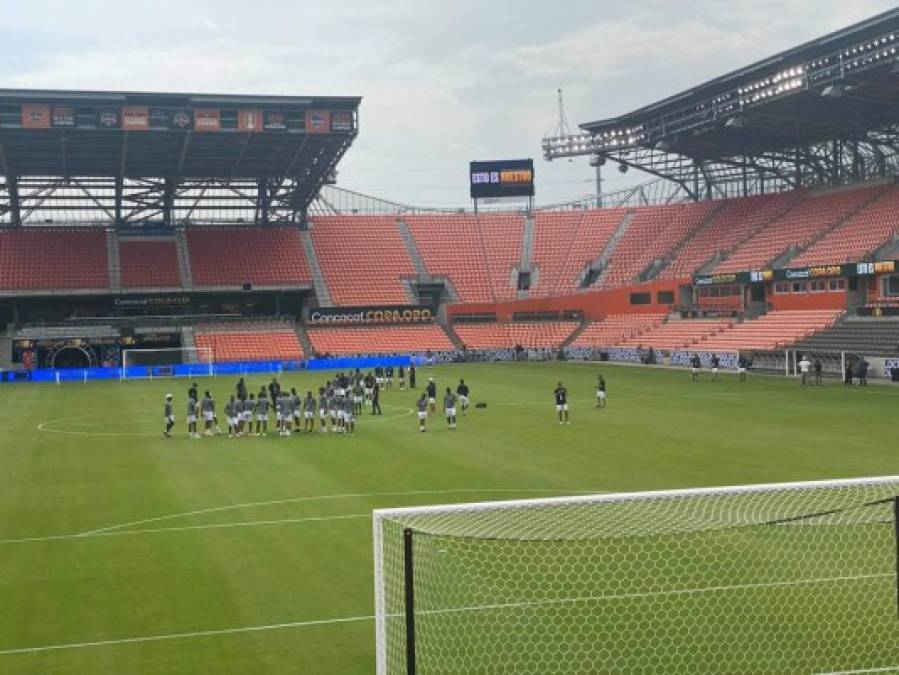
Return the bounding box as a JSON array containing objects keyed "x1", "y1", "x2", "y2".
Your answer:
[
  {"x1": 442, "y1": 322, "x2": 466, "y2": 350},
  {"x1": 396, "y1": 219, "x2": 430, "y2": 279},
  {"x1": 181, "y1": 327, "x2": 198, "y2": 360},
  {"x1": 591, "y1": 211, "x2": 635, "y2": 288},
  {"x1": 560, "y1": 316, "x2": 591, "y2": 349},
  {"x1": 174, "y1": 230, "x2": 194, "y2": 289},
  {"x1": 873, "y1": 234, "x2": 899, "y2": 261},
  {"x1": 106, "y1": 231, "x2": 121, "y2": 291},
  {"x1": 294, "y1": 322, "x2": 315, "y2": 356},
  {"x1": 517, "y1": 214, "x2": 536, "y2": 299},
  {"x1": 299, "y1": 229, "x2": 333, "y2": 306},
  {"x1": 643, "y1": 202, "x2": 726, "y2": 282}
]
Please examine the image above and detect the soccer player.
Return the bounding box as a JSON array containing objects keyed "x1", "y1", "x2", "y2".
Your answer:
[
  {"x1": 398, "y1": 364, "x2": 406, "y2": 390},
  {"x1": 279, "y1": 391, "x2": 293, "y2": 436},
  {"x1": 710, "y1": 355, "x2": 720, "y2": 381},
  {"x1": 554, "y1": 381, "x2": 570, "y2": 425},
  {"x1": 596, "y1": 375, "x2": 606, "y2": 409},
  {"x1": 456, "y1": 379, "x2": 470, "y2": 415},
  {"x1": 416, "y1": 393, "x2": 428, "y2": 432},
  {"x1": 318, "y1": 387, "x2": 329, "y2": 433},
  {"x1": 798, "y1": 354, "x2": 811, "y2": 386},
  {"x1": 164, "y1": 394, "x2": 174, "y2": 437},
  {"x1": 409, "y1": 362, "x2": 417, "y2": 389},
  {"x1": 290, "y1": 387, "x2": 302, "y2": 432},
  {"x1": 426, "y1": 378, "x2": 437, "y2": 416},
  {"x1": 242, "y1": 393, "x2": 256, "y2": 436},
  {"x1": 385, "y1": 365, "x2": 394, "y2": 389},
  {"x1": 303, "y1": 391, "x2": 316, "y2": 433},
  {"x1": 343, "y1": 395, "x2": 355, "y2": 434},
  {"x1": 329, "y1": 392, "x2": 341, "y2": 432},
  {"x1": 690, "y1": 354, "x2": 701, "y2": 382},
  {"x1": 256, "y1": 392, "x2": 270, "y2": 435},
  {"x1": 186, "y1": 395, "x2": 199, "y2": 439},
  {"x1": 236, "y1": 377, "x2": 247, "y2": 401},
  {"x1": 188, "y1": 382, "x2": 198, "y2": 404},
  {"x1": 201, "y1": 391, "x2": 216, "y2": 436},
  {"x1": 225, "y1": 394, "x2": 238, "y2": 437},
  {"x1": 814, "y1": 358, "x2": 823, "y2": 386},
  {"x1": 444, "y1": 387, "x2": 457, "y2": 431},
  {"x1": 352, "y1": 380, "x2": 364, "y2": 415},
  {"x1": 363, "y1": 372, "x2": 374, "y2": 403},
  {"x1": 737, "y1": 355, "x2": 748, "y2": 382},
  {"x1": 372, "y1": 381, "x2": 382, "y2": 415}
]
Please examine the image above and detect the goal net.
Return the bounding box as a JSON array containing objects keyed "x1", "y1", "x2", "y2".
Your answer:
[
  {"x1": 121, "y1": 347, "x2": 213, "y2": 380},
  {"x1": 373, "y1": 476, "x2": 899, "y2": 674}
]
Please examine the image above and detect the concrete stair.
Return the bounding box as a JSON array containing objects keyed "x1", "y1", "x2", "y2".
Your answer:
[
  {"x1": 516, "y1": 214, "x2": 536, "y2": 299},
  {"x1": 396, "y1": 219, "x2": 430, "y2": 280},
  {"x1": 299, "y1": 229, "x2": 333, "y2": 306},
  {"x1": 174, "y1": 230, "x2": 194, "y2": 289},
  {"x1": 106, "y1": 230, "x2": 121, "y2": 291},
  {"x1": 592, "y1": 211, "x2": 635, "y2": 288},
  {"x1": 561, "y1": 317, "x2": 590, "y2": 349},
  {"x1": 294, "y1": 322, "x2": 314, "y2": 357}
]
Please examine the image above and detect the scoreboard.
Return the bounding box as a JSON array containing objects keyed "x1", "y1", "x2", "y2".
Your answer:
[{"x1": 469, "y1": 159, "x2": 535, "y2": 199}]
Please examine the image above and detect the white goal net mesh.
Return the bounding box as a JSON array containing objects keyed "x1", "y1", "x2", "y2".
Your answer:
[
  {"x1": 373, "y1": 477, "x2": 899, "y2": 674},
  {"x1": 121, "y1": 347, "x2": 213, "y2": 379}
]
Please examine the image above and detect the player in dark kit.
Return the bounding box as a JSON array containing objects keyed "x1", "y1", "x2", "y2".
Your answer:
[
  {"x1": 554, "y1": 382, "x2": 570, "y2": 425},
  {"x1": 738, "y1": 355, "x2": 748, "y2": 382},
  {"x1": 710, "y1": 355, "x2": 720, "y2": 381},
  {"x1": 595, "y1": 375, "x2": 606, "y2": 409},
  {"x1": 371, "y1": 382, "x2": 382, "y2": 415},
  {"x1": 426, "y1": 378, "x2": 437, "y2": 416},
  {"x1": 456, "y1": 379, "x2": 470, "y2": 415},
  {"x1": 409, "y1": 363, "x2": 417, "y2": 389},
  {"x1": 691, "y1": 354, "x2": 701, "y2": 381},
  {"x1": 398, "y1": 365, "x2": 406, "y2": 390}
]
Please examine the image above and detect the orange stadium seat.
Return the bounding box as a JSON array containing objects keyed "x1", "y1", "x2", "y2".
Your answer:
[
  {"x1": 658, "y1": 191, "x2": 804, "y2": 280},
  {"x1": 186, "y1": 227, "x2": 311, "y2": 287},
  {"x1": 306, "y1": 325, "x2": 454, "y2": 356},
  {"x1": 699, "y1": 310, "x2": 843, "y2": 352},
  {"x1": 310, "y1": 216, "x2": 415, "y2": 305},
  {"x1": 617, "y1": 319, "x2": 732, "y2": 351},
  {"x1": 478, "y1": 213, "x2": 524, "y2": 301},
  {"x1": 531, "y1": 209, "x2": 626, "y2": 296},
  {"x1": 789, "y1": 185, "x2": 899, "y2": 267},
  {"x1": 119, "y1": 239, "x2": 181, "y2": 288},
  {"x1": 568, "y1": 314, "x2": 667, "y2": 348},
  {"x1": 714, "y1": 185, "x2": 884, "y2": 273},
  {"x1": 194, "y1": 322, "x2": 304, "y2": 362},
  {"x1": 405, "y1": 215, "x2": 494, "y2": 303},
  {"x1": 598, "y1": 201, "x2": 718, "y2": 288},
  {"x1": 0, "y1": 228, "x2": 108, "y2": 290},
  {"x1": 452, "y1": 322, "x2": 579, "y2": 349}
]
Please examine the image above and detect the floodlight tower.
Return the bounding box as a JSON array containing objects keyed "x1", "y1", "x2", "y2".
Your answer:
[{"x1": 544, "y1": 89, "x2": 604, "y2": 208}]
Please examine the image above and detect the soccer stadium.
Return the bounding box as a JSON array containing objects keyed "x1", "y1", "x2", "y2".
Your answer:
[{"x1": 3, "y1": 6, "x2": 899, "y2": 674}]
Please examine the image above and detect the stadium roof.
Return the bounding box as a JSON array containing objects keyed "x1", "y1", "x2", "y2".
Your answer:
[
  {"x1": 544, "y1": 9, "x2": 899, "y2": 200},
  {"x1": 0, "y1": 89, "x2": 361, "y2": 226}
]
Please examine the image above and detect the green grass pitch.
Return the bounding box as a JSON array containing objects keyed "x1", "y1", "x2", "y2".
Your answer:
[{"x1": 2, "y1": 361, "x2": 899, "y2": 674}]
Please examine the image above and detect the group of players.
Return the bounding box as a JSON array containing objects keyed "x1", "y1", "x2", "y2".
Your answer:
[{"x1": 162, "y1": 365, "x2": 475, "y2": 437}]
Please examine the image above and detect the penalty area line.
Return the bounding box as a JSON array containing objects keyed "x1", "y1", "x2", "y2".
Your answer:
[{"x1": 0, "y1": 571, "x2": 888, "y2": 657}]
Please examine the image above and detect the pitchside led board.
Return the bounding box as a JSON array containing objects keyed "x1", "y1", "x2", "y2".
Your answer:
[{"x1": 469, "y1": 159, "x2": 535, "y2": 199}]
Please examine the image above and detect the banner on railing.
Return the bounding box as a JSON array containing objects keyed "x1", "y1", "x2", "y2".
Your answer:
[{"x1": 307, "y1": 305, "x2": 436, "y2": 326}]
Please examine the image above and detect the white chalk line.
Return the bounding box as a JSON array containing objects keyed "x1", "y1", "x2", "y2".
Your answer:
[
  {"x1": 0, "y1": 571, "x2": 888, "y2": 657},
  {"x1": 0, "y1": 513, "x2": 369, "y2": 545},
  {"x1": 816, "y1": 667, "x2": 899, "y2": 675}
]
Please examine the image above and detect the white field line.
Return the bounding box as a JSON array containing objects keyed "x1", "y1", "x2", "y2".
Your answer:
[
  {"x1": 0, "y1": 571, "x2": 888, "y2": 657},
  {"x1": 78, "y1": 488, "x2": 599, "y2": 536},
  {"x1": 0, "y1": 514, "x2": 370, "y2": 545}
]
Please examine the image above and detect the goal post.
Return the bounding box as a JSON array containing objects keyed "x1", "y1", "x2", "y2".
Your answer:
[
  {"x1": 374, "y1": 476, "x2": 899, "y2": 674},
  {"x1": 120, "y1": 346, "x2": 213, "y2": 380}
]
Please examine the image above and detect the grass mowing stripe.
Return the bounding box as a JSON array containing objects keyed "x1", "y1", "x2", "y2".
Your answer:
[{"x1": 0, "y1": 571, "x2": 887, "y2": 657}]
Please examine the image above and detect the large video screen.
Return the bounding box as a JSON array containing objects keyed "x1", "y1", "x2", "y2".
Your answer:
[{"x1": 469, "y1": 159, "x2": 535, "y2": 199}]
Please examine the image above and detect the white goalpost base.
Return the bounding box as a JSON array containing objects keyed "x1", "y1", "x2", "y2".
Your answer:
[
  {"x1": 120, "y1": 347, "x2": 214, "y2": 380},
  {"x1": 374, "y1": 476, "x2": 899, "y2": 674}
]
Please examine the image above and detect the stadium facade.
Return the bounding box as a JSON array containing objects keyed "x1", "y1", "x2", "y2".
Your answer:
[{"x1": 2, "y1": 11, "x2": 899, "y2": 382}]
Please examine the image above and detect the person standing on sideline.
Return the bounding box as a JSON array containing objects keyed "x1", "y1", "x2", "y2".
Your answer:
[
  {"x1": 409, "y1": 363, "x2": 417, "y2": 389},
  {"x1": 691, "y1": 354, "x2": 701, "y2": 381},
  {"x1": 737, "y1": 355, "x2": 748, "y2": 382},
  {"x1": 710, "y1": 355, "x2": 720, "y2": 381},
  {"x1": 371, "y1": 381, "x2": 382, "y2": 415},
  {"x1": 596, "y1": 375, "x2": 607, "y2": 409},
  {"x1": 798, "y1": 355, "x2": 811, "y2": 386},
  {"x1": 844, "y1": 360, "x2": 854, "y2": 386},
  {"x1": 814, "y1": 358, "x2": 823, "y2": 386},
  {"x1": 858, "y1": 358, "x2": 869, "y2": 386}
]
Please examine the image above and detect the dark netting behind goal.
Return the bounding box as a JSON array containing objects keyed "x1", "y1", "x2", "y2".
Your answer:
[{"x1": 373, "y1": 477, "x2": 899, "y2": 674}]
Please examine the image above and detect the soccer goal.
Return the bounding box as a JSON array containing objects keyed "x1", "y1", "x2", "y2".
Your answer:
[
  {"x1": 120, "y1": 346, "x2": 213, "y2": 380},
  {"x1": 373, "y1": 476, "x2": 899, "y2": 674}
]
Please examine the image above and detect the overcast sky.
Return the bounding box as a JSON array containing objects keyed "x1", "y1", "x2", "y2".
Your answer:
[{"x1": 2, "y1": 0, "x2": 896, "y2": 207}]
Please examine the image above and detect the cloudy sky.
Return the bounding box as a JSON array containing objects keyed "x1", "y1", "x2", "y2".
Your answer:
[{"x1": 2, "y1": 0, "x2": 895, "y2": 207}]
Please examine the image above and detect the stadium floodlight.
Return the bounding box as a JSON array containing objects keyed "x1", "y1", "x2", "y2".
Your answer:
[
  {"x1": 374, "y1": 475, "x2": 899, "y2": 674},
  {"x1": 821, "y1": 84, "x2": 845, "y2": 98},
  {"x1": 724, "y1": 116, "x2": 746, "y2": 128}
]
